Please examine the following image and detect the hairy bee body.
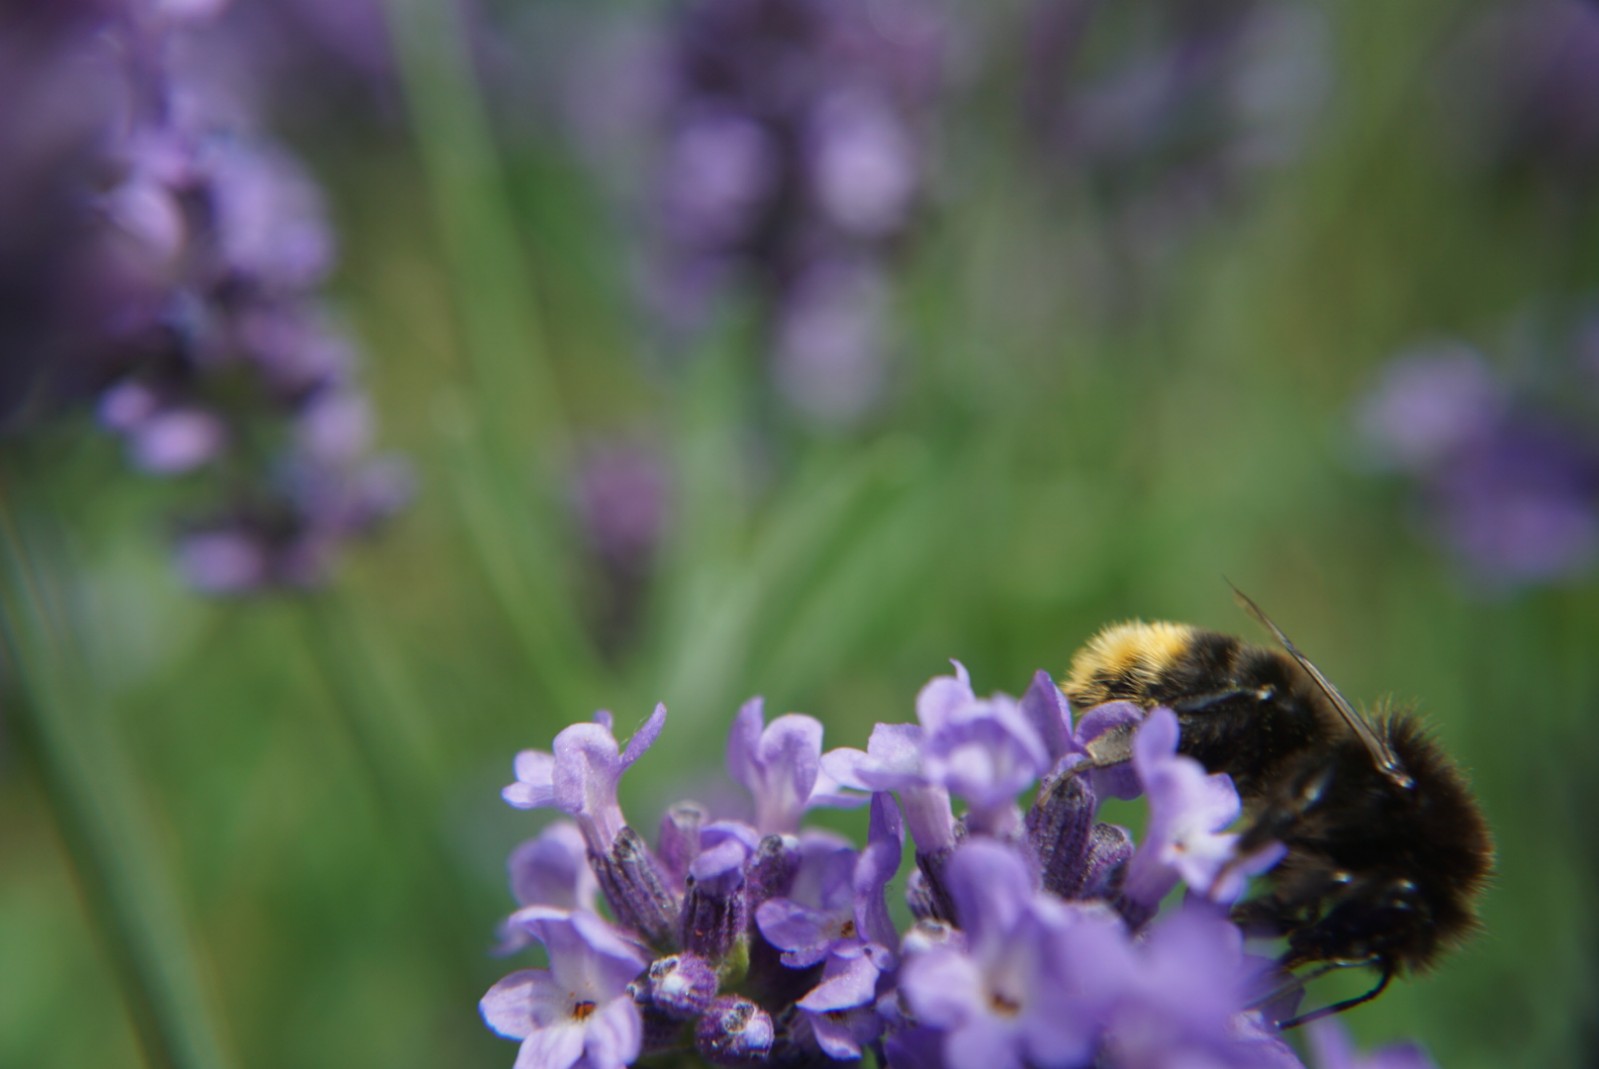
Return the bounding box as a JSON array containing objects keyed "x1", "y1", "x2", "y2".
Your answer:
[{"x1": 1063, "y1": 612, "x2": 1493, "y2": 1008}]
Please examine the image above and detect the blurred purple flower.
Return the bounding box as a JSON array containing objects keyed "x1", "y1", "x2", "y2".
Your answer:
[
  {"x1": 1022, "y1": 0, "x2": 1330, "y2": 295},
  {"x1": 1306, "y1": 1019, "x2": 1436, "y2": 1069},
  {"x1": 570, "y1": 441, "x2": 671, "y2": 576},
  {"x1": 645, "y1": 0, "x2": 945, "y2": 424},
  {"x1": 1355, "y1": 346, "x2": 1506, "y2": 472},
  {"x1": 1443, "y1": 0, "x2": 1599, "y2": 185},
  {"x1": 1092, "y1": 905, "x2": 1297, "y2": 1069},
  {"x1": 1429, "y1": 420, "x2": 1599, "y2": 586},
  {"x1": 0, "y1": 0, "x2": 405, "y2": 593},
  {"x1": 567, "y1": 439, "x2": 672, "y2": 653},
  {"x1": 1357, "y1": 337, "x2": 1599, "y2": 589}
]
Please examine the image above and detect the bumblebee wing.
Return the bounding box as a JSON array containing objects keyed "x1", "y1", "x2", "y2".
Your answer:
[{"x1": 1228, "y1": 584, "x2": 1412, "y2": 788}]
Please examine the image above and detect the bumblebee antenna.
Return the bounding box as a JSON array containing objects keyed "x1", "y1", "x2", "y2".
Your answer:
[{"x1": 1226, "y1": 582, "x2": 1413, "y2": 790}]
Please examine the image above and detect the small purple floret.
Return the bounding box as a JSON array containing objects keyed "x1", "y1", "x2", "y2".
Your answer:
[{"x1": 479, "y1": 911, "x2": 647, "y2": 1069}]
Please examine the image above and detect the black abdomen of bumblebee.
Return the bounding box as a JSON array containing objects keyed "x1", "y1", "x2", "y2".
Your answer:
[{"x1": 1063, "y1": 621, "x2": 1337, "y2": 800}]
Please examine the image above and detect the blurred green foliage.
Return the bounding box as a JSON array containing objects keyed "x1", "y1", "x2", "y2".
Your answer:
[{"x1": 4, "y1": 0, "x2": 1598, "y2": 1067}]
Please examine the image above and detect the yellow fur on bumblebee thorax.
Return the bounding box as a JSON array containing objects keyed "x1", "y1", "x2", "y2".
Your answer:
[{"x1": 1063, "y1": 620, "x2": 1195, "y2": 706}]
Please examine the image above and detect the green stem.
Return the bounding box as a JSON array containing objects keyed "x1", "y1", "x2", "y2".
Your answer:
[
  {"x1": 380, "y1": 0, "x2": 562, "y2": 449},
  {"x1": 292, "y1": 592, "x2": 496, "y2": 972},
  {"x1": 0, "y1": 479, "x2": 239, "y2": 1069},
  {"x1": 381, "y1": 0, "x2": 607, "y2": 706}
]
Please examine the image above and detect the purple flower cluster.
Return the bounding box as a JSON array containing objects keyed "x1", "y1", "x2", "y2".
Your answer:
[
  {"x1": 1357, "y1": 342, "x2": 1599, "y2": 589},
  {"x1": 0, "y1": 0, "x2": 404, "y2": 593},
  {"x1": 567, "y1": 440, "x2": 673, "y2": 654},
  {"x1": 1441, "y1": 0, "x2": 1599, "y2": 187},
  {"x1": 1022, "y1": 0, "x2": 1329, "y2": 288},
  {"x1": 648, "y1": 0, "x2": 944, "y2": 424},
  {"x1": 484, "y1": 665, "x2": 1438, "y2": 1068}
]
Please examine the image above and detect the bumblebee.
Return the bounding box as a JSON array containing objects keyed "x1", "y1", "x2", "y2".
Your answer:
[{"x1": 1062, "y1": 590, "x2": 1493, "y2": 1025}]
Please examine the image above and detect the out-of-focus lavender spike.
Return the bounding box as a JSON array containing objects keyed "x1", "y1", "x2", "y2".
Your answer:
[
  {"x1": 1, "y1": 0, "x2": 406, "y2": 593},
  {"x1": 1442, "y1": 0, "x2": 1599, "y2": 186},
  {"x1": 646, "y1": 0, "x2": 946, "y2": 424},
  {"x1": 1357, "y1": 333, "x2": 1599, "y2": 590},
  {"x1": 1022, "y1": 0, "x2": 1330, "y2": 296}
]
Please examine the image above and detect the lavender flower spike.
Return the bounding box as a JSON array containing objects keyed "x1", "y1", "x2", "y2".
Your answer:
[
  {"x1": 1122, "y1": 708, "x2": 1284, "y2": 914},
  {"x1": 727, "y1": 697, "x2": 863, "y2": 836},
  {"x1": 481, "y1": 911, "x2": 648, "y2": 1069}
]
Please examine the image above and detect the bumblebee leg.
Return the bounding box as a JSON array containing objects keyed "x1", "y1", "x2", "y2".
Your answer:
[{"x1": 1273, "y1": 959, "x2": 1394, "y2": 1029}]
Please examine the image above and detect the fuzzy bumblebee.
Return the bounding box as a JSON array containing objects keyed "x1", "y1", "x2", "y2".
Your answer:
[{"x1": 1061, "y1": 591, "x2": 1494, "y2": 1024}]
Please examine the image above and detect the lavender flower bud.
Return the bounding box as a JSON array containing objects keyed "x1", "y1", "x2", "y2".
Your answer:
[
  {"x1": 904, "y1": 867, "x2": 940, "y2": 922},
  {"x1": 1027, "y1": 766, "x2": 1097, "y2": 899},
  {"x1": 745, "y1": 833, "x2": 801, "y2": 908},
  {"x1": 593, "y1": 826, "x2": 681, "y2": 949},
  {"x1": 696, "y1": 995, "x2": 776, "y2": 1068},
  {"x1": 680, "y1": 836, "x2": 751, "y2": 962},
  {"x1": 634, "y1": 952, "x2": 719, "y2": 1020},
  {"x1": 659, "y1": 801, "x2": 708, "y2": 887},
  {"x1": 913, "y1": 845, "x2": 958, "y2": 924},
  {"x1": 1081, "y1": 822, "x2": 1135, "y2": 902}
]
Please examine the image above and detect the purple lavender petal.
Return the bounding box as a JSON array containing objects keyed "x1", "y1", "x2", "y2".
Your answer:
[
  {"x1": 1072, "y1": 701, "x2": 1145, "y2": 800},
  {"x1": 916, "y1": 662, "x2": 976, "y2": 734},
  {"x1": 853, "y1": 791, "x2": 904, "y2": 950},
  {"x1": 726, "y1": 699, "x2": 827, "y2": 834},
  {"x1": 480, "y1": 969, "x2": 545, "y2": 1040},
  {"x1": 507, "y1": 822, "x2": 597, "y2": 913},
  {"x1": 1307, "y1": 1019, "x2": 1436, "y2": 1069},
  {"x1": 481, "y1": 911, "x2": 647, "y2": 1069},
  {"x1": 920, "y1": 689, "x2": 1048, "y2": 831},
  {"x1": 538, "y1": 911, "x2": 651, "y2": 1001},
  {"x1": 550, "y1": 713, "x2": 657, "y2": 852},
  {"x1": 620, "y1": 703, "x2": 668, "y2": 767},
  {"x1": 657, "y1": 801, "x2": 706, "y2": 888},
  {"x1": 1019, "y1": 670, "x2": 1074, "y2": 765},
  {"x1": 503, "y1": 750, "x2": 557, "y2": 810},
  {"x1": 582, "y1": 997, "x2": 645, "y2": 1069},
  {"x1": 822, "y1": 722, "x2": 925, "y2": 791},
  {"x1": 901, "y1": 842, "x2": 1109, "y2": 1069},
  {"x1": 1124, "y1": 708, "x2": 1278, "y2": 909}
]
